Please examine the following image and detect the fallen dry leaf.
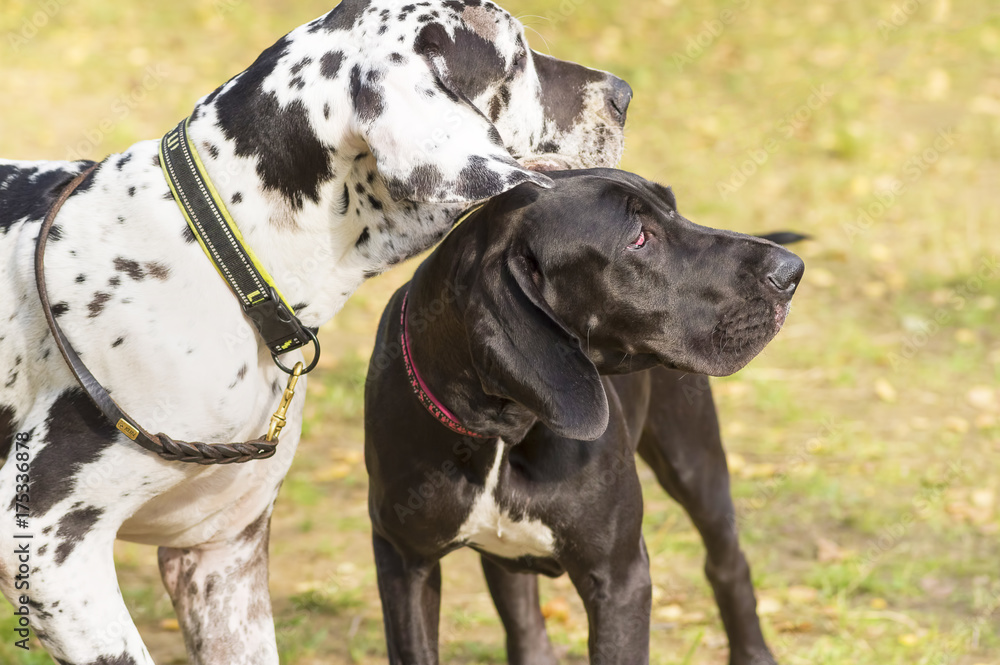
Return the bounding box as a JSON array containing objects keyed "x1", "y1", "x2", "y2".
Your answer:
[
  {"x1": 919, "y1": 576, "x2": 956, "y2": 599},
  {"x1": 541, "y1": 597, "x2": 571, "y2": 623},
  {"x1": 955, "y1": 328, "x2": 979, "y2": 346},
  {"x1": 741, "y1": 463, "x2": 778, "y2": 479},
  {"x1": 971, "y1": 488, "x2": 995, "y2": 510},
  {"x1": 726, "y1": 452, "x2": 747, "y2": 474},
  {"x1": 315, "y1": 463, "x2": 353, "y2": 482},
  {"x1": 775, "y1": 620, "x2": 813, "y2": 633},
  {"x1": 945, "y1": 416, "x2": 970, "y2": 434},
  {"x1": 875, "y1": 378, "x2": 898, "y2": 403},
  {"x1": 816, "y1": 537, "x2": 847, "y2": 563},
  {"x1": 680, "y1": 610, "x2": 708, "y2": 624},
  {"x1": 160, "y1": 618, "x2": 180, "y2": 632},
  {"x1": 787, "y1": 585, "x2": 820, "y2": 603},
  {"x1": 757, "y1": 596, "x2": 782, "y2": 615},
  {"x1": 654, "y1": 604, "x2": 683, "y2": 621},
  {"x1": 967, "y1": 386, "x2": 997, "y2": 412},
  {"x1": 975, "y1": 413, "x2": 998, "y2": 430}
]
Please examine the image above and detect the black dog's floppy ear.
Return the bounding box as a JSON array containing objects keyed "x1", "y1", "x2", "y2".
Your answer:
[{"x1": 465, "y1": 247, "x2": 610, "y2": 440}]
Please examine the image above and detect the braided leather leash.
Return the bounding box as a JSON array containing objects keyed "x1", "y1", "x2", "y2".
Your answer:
[{"x1": 35, "y1": 163, "x2": 296, "y2": 464}]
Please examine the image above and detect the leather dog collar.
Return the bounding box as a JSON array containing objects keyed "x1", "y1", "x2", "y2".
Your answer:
[
  {"x1": 400, "y1": 291, "x2": 490, "y2": 439},
  {"x1": 159, "y1": 118, "x2": 318, "y2": 370},
  {"x1": 35, "y1": 164, "x2": 306, "y2": 464}
]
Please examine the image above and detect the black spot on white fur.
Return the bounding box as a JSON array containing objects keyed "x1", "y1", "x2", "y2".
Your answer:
[
  {"x1": 0, "y1": 163, "x2": 93, "y2": 233},
  {"x1": 87, "y1": 292, "x2": 112, "y2": 317},
  {"x1": 213, "y1": 36, "x2": 334, "y2": 211},
  {"x1": 320, "y1": 51, "x2": 344, "y2": 79},
  {"x1": 290, "y1": 56, "x2": 313, "y2": 75},
  {"x1": 314, "y1": 0, "x2": 372, "y2": 32},
  {"x1": 386, "y1": 164, "x2": 443, "y2": 201},
  {"x1": 54, "y1": 506, "x2": 104, "y2": 564},
  {"x1": 350, "y1": 65, "x2": 385, "y2": 121},
  {"x1": 113, "y1": 257, "x2": 145, "y2": 281},
  {"x1": 13, "y1": 390, "x2": 118, "y2": 516},
  {"x1": 0, "y1": 405, "x2": 14, "y2": 459}
]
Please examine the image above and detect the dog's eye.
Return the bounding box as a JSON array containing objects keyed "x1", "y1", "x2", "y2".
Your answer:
[
  {"x1": 512, "y1": 50, "x2": 527, "y2": 72},
  {"x1": 628, "y1": 230, "x2": 647, "y2": 250}
]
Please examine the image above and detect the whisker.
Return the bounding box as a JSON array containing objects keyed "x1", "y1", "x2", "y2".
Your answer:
[
  {"x1": 516, "y1": 14, "x2": 553, "y2": 24},
  {"x1": 522, "y1": 25, "x2": 552, "y2": 54}
]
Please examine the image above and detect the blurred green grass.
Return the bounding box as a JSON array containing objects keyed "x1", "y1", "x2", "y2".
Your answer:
[{"x1": 2, "y1": 0, "x2": 1000, "y2": 663}]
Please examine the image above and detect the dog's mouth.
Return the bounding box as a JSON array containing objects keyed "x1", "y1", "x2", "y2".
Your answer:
[
  {"x1": 775, "y1": 301, "x2": 791, "y2": 330},
  {"x1": 700, "y1": 298, "x2": 787, "y2": 375}
]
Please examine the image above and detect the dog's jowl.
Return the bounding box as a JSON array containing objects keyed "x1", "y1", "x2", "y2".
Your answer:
[
  {"x1": 365, "y1": 170, "x2": 804, "y2": 664},
  {"x1": 0, "y1": 1, "x2": 630, "y2": 663}
]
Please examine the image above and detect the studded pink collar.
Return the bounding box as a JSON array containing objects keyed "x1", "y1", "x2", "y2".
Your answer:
[{"x1": 400, "y1": 290, "x2": 490, "y2": 438}]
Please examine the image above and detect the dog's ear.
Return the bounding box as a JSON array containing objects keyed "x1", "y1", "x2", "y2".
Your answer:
[
  {"x1": 464, "y1": 246, "x2": 610, "y2": 441},
  {"x1": 351, "y1": 26, "x2": 552, "y2": 204}
]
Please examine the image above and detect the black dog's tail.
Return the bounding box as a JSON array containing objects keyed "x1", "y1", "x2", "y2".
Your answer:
[{"x1": 758, "y1": 231, "x2": 810, "y2": 246}]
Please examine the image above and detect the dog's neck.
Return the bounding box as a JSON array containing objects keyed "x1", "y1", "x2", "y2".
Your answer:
[
  {"x1": 181, "y1": 95, "x2": 464, "y2": 330},
  {"x1": 404, "y1": 230, "x2": 540, "y2": 443}
]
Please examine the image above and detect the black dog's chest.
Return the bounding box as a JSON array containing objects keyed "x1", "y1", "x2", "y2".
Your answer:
[{"x1": 449, "y1": 439, "x2": 561, "y2": 562}]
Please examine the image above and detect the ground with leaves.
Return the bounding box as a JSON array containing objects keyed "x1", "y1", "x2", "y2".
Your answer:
[{"x1": 2, "y1": 0, "x2": 999, "y2": 663}]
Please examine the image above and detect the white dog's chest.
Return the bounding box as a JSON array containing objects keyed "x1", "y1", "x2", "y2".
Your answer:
[{"x1": 452, "y1": 441, "x2": 557, "y2": 560}]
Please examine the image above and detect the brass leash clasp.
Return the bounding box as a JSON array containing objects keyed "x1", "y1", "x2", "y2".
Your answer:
[{"x1": 266, "y1": 361, "x2": 304, "y2": 442}]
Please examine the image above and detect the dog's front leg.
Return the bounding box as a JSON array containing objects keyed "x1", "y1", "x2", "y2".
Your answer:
[
  {"x1": 638, "y1": 369, "x2": 775, "y2": 665},
  {"x1": 158, "y1": 509, "x2": 277, "y2": 665},
  {"x1": 567, "y1": 540, "x2": 652, "y2": 665},
  {"x1": 372, "y1": 532, "x2": 443, "y2": 665},
  {"x1": 480, "y1": 555, "x2": 557, "y2": 665},
  {"x1": 0, "y1": 524, "x2": 154, "y2": 665}
]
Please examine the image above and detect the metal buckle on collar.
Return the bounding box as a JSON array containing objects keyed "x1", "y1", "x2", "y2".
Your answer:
[
  {"x1": 246, "y1": 286, "x2": 310, "y2": 356},
  {"x1": 271, "y1": 326, "x2": 321, "y2": 375}
]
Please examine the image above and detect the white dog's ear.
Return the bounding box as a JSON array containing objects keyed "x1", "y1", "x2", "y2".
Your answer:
[{"x1": 351, "y1": 48, "x2": 552, "y2": 203}]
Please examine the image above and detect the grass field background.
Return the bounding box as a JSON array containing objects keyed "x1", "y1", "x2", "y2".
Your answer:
[{"x1": 2, "y1": 0, "x2": 999, "y2": 663}]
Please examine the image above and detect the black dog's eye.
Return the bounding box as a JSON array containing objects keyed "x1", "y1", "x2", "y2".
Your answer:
[{"x1": 628, "y1": 230, "x2": 647, "y2": 250}]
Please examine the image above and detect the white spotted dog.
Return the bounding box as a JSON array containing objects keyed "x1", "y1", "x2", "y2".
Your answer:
[{"x1": 0, "y1": 1, "x2": 631, "y2": 663}]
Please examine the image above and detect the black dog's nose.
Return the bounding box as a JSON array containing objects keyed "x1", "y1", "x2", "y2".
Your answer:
[
  {"x1": 766, "y1": 252, "x2": 805, "y2": 294},
  {"x1": 606, "y1": 77, "x2": 633, "y2": 124}
]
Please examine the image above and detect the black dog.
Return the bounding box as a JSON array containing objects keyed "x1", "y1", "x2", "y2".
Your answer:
[{"x1": 364, "y1": 169, "x2": 804, "y2": 664}]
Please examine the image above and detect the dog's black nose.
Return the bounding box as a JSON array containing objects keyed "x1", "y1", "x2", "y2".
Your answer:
[
  {"x1": 766, "y1": 252, "x2": 805, "y2": 294},
  {"x1": 606, "y1": 77, "x2": 633, "y2": 124}
]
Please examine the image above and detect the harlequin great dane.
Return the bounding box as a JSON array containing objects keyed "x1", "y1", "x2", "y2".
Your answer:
[
  {"x1": 0, "y1": 0, "x2": 631, "y2": 662},
  {"x1": 365, "y1": 170, "x2": 804, "y2": 664}
]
